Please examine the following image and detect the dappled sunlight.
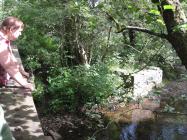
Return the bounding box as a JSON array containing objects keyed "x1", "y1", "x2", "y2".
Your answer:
[{"x1": 0, "y1": 87, "x2": 45, "y2": 140}]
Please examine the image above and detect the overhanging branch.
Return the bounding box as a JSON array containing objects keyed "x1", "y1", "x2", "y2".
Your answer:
[
  {"x1": 105, "y1": 11, "x2": 168, "y2": 39},
  {"x1": 117, "y1": 26, "x2": 168, "y2": 39}
]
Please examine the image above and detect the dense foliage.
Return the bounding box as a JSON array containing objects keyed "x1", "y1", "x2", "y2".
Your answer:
[{"x1": 1, "y1": 0, "x2": 182, "y2": 112}]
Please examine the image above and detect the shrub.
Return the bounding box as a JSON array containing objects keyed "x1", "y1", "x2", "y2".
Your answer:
[{"x1": 47, "y1": 63, "x2": 121, "y2": 112}]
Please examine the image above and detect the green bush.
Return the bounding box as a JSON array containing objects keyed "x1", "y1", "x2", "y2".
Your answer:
[
  {"x1": 47, "y1": 63, "x2": 121, "y2": 112},
  {"x1": 32, "y1": 77, "x2": 45, "y2": 103}
]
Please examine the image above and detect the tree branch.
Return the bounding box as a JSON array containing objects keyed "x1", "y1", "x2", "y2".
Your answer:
[
  {"x1": 101, "y1": 26, "x2": 112, "y2": 62},
  {"x1": 117, "y1": 26, "x2": 168, "y2": 39},
  {"x1": 105, "y1": 11, "x2": 168, "y2": 39}
]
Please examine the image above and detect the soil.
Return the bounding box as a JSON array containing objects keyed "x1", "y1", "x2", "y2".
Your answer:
[{"x1": 37, "y1": 108, "x2": 100, "y2": 140}]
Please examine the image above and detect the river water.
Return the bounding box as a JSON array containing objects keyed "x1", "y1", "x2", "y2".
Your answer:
[
  {"x1": 94, "y1": 114, "x2": 187, "y2": 140},
  {"x1": 120, "y1": 114, "x2": 187, "y2": 140}
]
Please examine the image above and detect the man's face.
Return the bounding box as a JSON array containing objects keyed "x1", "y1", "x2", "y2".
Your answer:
[{"x1": 8, "y1": 27, "x2": 23, "y2": 41}]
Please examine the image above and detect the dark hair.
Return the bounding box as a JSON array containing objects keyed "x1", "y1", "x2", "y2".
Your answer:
[{"x1": 0, "y1": 16, "x2": 24, "y2": 32}]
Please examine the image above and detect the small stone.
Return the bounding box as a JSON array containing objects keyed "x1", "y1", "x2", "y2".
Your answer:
[
  {"x1": 141, "y1": 98, "x2": 160, "y2": 111},
  {"x1": 68, "y1": 130, "x2": 73, "y2": 133},
  {"x1": 131, "y1": 109, "x2": 154, "y2": 122},
  {"x1": 14, "y1": 126, "x2": 23, "y2": 132}
]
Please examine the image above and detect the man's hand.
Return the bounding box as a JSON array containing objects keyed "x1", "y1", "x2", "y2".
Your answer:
[
  {"x1": 23, "y1": 83, "x2": 35, "y2": 91},
  {"x1": 22, "y1": 71, "x2": 30, "y2": 79},
  {"x1": 19, "y1": 65, "x2": 30, "y2": 78}
]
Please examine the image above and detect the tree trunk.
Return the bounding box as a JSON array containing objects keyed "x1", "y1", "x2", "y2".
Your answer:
[
  {"x1": 63, "y1": 16, "x2": 89, "y2": 66},
  {"x1": 157, "y1": 0, "x2": 187, "y2": 69}
]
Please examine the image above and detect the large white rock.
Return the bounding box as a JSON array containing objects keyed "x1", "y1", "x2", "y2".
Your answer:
[{"x1": 132, "y1": 67, "x2": 162, "y2": 99}]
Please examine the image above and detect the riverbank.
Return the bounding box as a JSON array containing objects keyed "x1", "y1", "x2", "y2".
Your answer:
[{"x1": 36, "y1": 71, "x2": 187, "y2": 140}]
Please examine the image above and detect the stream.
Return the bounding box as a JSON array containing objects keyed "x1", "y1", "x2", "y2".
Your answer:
[
  {"x1": 92, "y1": 76, "x2": 187, "y2": 140},
  {"x1": 94, "y1": 77, "x2": 187, "y2": 140},
  {"x1": 120, "y1": 114, "x2": 187, "y2": 140}
]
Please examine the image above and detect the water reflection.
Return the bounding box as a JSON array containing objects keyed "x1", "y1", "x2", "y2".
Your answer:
[
  {"x1": 120, "y1": 122, "x2": 187, "y2": 140},
  {"x1": 120, "y1": 123, "x2": 137, "y2": 140}
]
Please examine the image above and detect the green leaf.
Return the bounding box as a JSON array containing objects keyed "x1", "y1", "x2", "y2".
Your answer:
[
  {"x1": 163, "y1": 5, "x2": 175, "y2": 11},
  {"x1": 163, "y1": 104, "x2": 175, "y2": 113},
  {"x1": 173, "y1": 23, "x2": 187, "y2": 31},
  {"x1": 149, "y1": 9, "x2": 160, "y2": 15},
  {"x1": 75, "y1": 1, "x2": 78, "y2": 6},
  {"x1": 179, "y1": 24, "x2": 187, "y2": 29},
  {"x1": 156, "y1": 19, "x2": 165, "y2": 26}
]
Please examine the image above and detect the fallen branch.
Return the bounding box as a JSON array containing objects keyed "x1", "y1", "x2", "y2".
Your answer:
[
  {"x1": 48, "y1": 130, "x2": 62, "y2": 140},
  {"x1": 154, "y1": 110, "x2": 187, "y2": 116}
]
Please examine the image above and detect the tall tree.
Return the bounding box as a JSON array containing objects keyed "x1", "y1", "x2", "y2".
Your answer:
[
  {"x1": 157, "y1": 0, "x2": 187, "y2": 69},
  {"x1": 116, "y1": 0, "x2": 187, "y2": 69}
]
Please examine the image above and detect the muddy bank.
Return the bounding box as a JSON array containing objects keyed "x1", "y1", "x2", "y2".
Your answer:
[{"x1": 37, "y1": 111, "x2": 103, "y2": 140}]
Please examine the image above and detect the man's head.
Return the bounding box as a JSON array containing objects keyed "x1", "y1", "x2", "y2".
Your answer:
[{"x1": 1, "y1": 16, "x2": 24, "y2": 41}]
